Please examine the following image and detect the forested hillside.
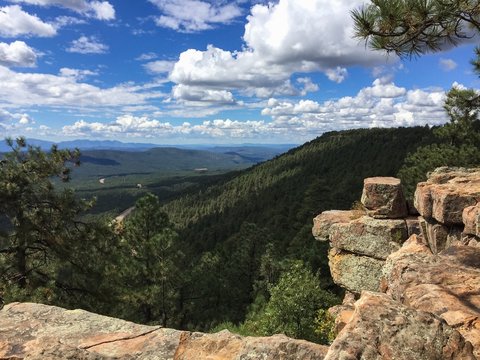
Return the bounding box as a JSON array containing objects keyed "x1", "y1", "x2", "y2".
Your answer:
[
  {"x1": 161, "y1": 126, "x2": 434, "y2": 330},
  {"x1": 0, "y1": 126, "x2": 439, "y2": 342}
]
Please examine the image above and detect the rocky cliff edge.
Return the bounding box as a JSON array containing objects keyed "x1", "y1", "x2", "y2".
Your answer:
[
  {"x1": 314, "y1": 167, "x2": 480, "y2": 359},
  {"x1": 1, "y1": 167, "x2": 479, "y2": 359}
]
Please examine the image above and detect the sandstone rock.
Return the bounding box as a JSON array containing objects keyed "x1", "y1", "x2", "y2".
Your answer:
[
  {"x1": 0, "y1": 302, "x2": 329, "y2": 360},
  {"x1": 327, "y1": 292, "x2": 356, "y2": 336},
  {"x1": 405, "y1": 217, "x2": 421, "y2": 237},
  {"x1": 414, "y1": 167, "x2": 480, "y2": 225},
  {"x1": 324, "y1": 291, "x2": 476, "y2": 360},
  {"x1": 361, "y1": 177, "x2": 408, "y2": 219},
  {"x1": 312, "y1": 210, "x2": 364, "y2": 242},
  {"x1": 329, "y1": 216, "x2": 408, "y2": 259},
  {"x1": 383, "y1": 236, "x2": 480, "y2": 357},
  {"x1": 419, "y1": 216, "x2": 449, "y2": 254},
  {"x1": 463, "y1": 204, "x2": 480, "y2": 237},
  {"x1": 328, "y1": 248, "x2": 384, "y2": 293},
  {"x1": 174, "y1": 331, "x2": 328, "y2": 360}
]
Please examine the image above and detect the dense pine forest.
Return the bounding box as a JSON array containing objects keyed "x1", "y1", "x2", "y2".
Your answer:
[{"x1": 1, "y1": 117, "x2": 479, "y2": 344}]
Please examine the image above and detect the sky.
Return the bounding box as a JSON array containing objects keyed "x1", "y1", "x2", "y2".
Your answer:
[{"x1": 0, "y1": 0, "x2": 477, "y2": 145}]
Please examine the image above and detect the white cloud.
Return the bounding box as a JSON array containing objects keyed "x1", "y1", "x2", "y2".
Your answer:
[
  {"x1": 439, "y1": 58, "x2": 458, "y2": 72},
  {"x1": 53, "y1": 15, "x2": 87, "y2": 27},
  {"x1": 136, "y1": 52, "x2": 158, "y2": 61},
  {"x1": 67, "y1": 36, "x2": 108, "y2": 54},
  {"x1": 149, "y1": 0, "x2": 242, "y2": 32},
  {"x1": 0, "y1": 5, "x2": 56, "y2": 37},
  {"x1": 62, "y1": 114, "x2": 269, "y2": 140},
  {"x1": 169, "y1": 0, "x2": 391, "y2": 103},
  {"x1": 296, "y1": 77, "x2": 319, "y2": 96},
  {"x1": 172, "y1": 84, "x2": 235, "y2": 104},
  {"x1": 0, "y1": 65, "x2": 163, "y2": 108},
  {"x1": 88, "y1": 1, "x2": 115, "y2": 20},
  {"x1": 54, "y1": 80, "x2": 453, "y2": 143},
  {"x1": 0, "y1": 41, "x2": 37, "y2": 67},
  {"x1": 8, "y1": 0, "x2": 115, "y2": 20},
  {"x1": 144, "y1": 60, "x2": 176, "y2": 74},
  {"x1": 325, "y1": 67, "x2": 348, "y2": 83},
  {"x1": 262, "y1": 79, "x2": 448, "y2": 135},
  {"x1": 0, "y1": 108, "x2": 34, "y2": 131},
  {"x1": 59, "y1": 67, "x2": 98, "y2": 80}
]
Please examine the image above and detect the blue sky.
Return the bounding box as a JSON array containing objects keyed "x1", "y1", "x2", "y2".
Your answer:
[{"x1": 0, "y1": 0, "x2": 477, "y2": 144}]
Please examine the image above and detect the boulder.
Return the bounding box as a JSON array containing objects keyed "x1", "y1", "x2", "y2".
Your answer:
[
  {"x1": 329, "y1": 216, "x2": 408, "y2": 260},
  {"x1": 0, "y1": 302, "x2": 329, "y2": 360},
  {"x1": 383, "y1": 236, "x2": 480, "y2": 357},
  {"x1": 324, "y1": 291, "x2": 476, "y2": 360},
  {"x1": 463, "y1": 204, "x2": 480, "y2": 237},
  {"x1": 312, "y1": 210, "x2": 364, "y2": 242},
  {"x1": 414, "y1": 167, "x2": 480, "y2": 225},
  {"x1": 328, "y1": 248, "x2": 384, "y2": 293},
  {"x1": 360, "y1": 177, "x2": 408, "y2": 219}
]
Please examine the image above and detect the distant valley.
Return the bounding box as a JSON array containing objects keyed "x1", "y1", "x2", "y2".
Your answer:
[{"x1": 21, "y1": 140, "x2": 296, "y2": 215}]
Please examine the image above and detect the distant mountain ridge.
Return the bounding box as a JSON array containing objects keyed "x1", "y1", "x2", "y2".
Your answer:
[{"x1": 0, "y1": 138, "x2": 296, "y2": 153}]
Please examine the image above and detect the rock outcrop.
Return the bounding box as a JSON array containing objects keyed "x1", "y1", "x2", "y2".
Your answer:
[
  {"x1": 313, "y1": 176, "x2": 412, "y2": 294},
  {"x1": 383, "y1": 235, "x2": 480, "y2": 357},
  {"x1": 325, "y1": 291, "x2": 475, "y2": 360},
  {"x1": 0, "y1": 302, "x2": 329, "y2": 360},
  {"x1": 415, "y1": 167, "x2": 480, "y2": 252},
  {"x1": 361, "y1": 177, "x2": 408, "y2": 219},
  {"x1": 314, "y1": 167, "x2": 480, "y2": 359}
]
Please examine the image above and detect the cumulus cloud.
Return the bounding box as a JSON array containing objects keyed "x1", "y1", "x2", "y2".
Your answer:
[
  {"x1": 148, "y1": 0, "x2": 242, "y2": 32},
  {"x1": 172, "y1": 84, "x2": 235, "y2": 104},
  {"x1": 0, "y1": 108, "x2": 34, "y2": 132},
  {"x1": 88, "y1": 1, "x2": 115, "y2": 20},
  {"x1": 0, "y1": 41, "x2": 37, "y2": 67},
  {"x1": 0, "y1": 5, "x2": 56, "y2": 37},
  {"x1": 144, "y1": 60, "x2": 176, "y2": 74},
  {"x1": 262, "y1": 79, "x2": 447, "y2": 135},
  {"x1": 54, "y1": 79, "x2": 452, "y2": 142},
  {"x1": 62, "y1": 114, "x2": 268, "y2": 139},
  {"x1": 439, "y1": 58, "x2": 458, "y2": 72},
  {"x1": 8, "y1": 0, "x2": 115, "y2": 20},
  {"x1": 67, "y1": 36, "x2": 108, "y2": 54},
  {"x1": 59, "y1": 67, "x2": 98, "y2": 80},
  {"x1": 0, "y1": 65, "x2": 163, "y2": 108},
  {"x1": 168, "y1": 0, "x2": 390, "y2": 104}
]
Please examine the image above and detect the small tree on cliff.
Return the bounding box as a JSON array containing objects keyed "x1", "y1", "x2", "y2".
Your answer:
[
  {"x1": 352, "y1": 0, "x2": 480, "y2": 194},
  {"x1": 256, "y1": 261, "x2": 338, "y2": 343}
]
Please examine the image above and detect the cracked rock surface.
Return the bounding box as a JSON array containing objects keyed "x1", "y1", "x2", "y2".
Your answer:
[
  {"x1": 0, "y1": 302, "x2": 328, "y2": 360},
  {"x1": 325, "y1": 291, "x2": 476, "y2": 360}
]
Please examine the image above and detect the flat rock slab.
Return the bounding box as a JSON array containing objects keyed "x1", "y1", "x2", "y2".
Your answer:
[
  {"x1": 329, "y1": 216, "x2": 408, "y2": 260},
  {"x1": 361, "y1": 177, "x2": 408, "y2": 219},
  {"x1": 383, "y1": 236, "x2": 480, "y2": 357},
  {"x1": 0, "y1": 303, "x2": 329, "y2": 360},
  {"x1": 414, "y1": 167, "x2": 480, "y2": 225},
  {"x1": 312, "y1": 210, "x2": 364, "y2": 242},
  {"x1": 324, "y1": 291, "x2": 475, "y2": 360},
  {"x1": 328, "y1": 248, "x2": 385, "y2": 294}
]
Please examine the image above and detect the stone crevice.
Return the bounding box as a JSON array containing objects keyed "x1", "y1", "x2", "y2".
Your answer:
[{"x1": 80, "y1": 326, "x2": 163, "y2": 350}]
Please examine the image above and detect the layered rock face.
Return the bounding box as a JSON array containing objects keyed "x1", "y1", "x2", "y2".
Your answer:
[
  {"x1": 415, "y1": 167, "x2": 480, "y2": 251},
  {"x1": 313, "y1": 177, "x2": 414, "y2": 293},
  {"x1": 315, "y1": 167, "x2": 480, "y2": 359},
  {"x1": 0, "y1": 302, "x2": 329, "y2": 360}
]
